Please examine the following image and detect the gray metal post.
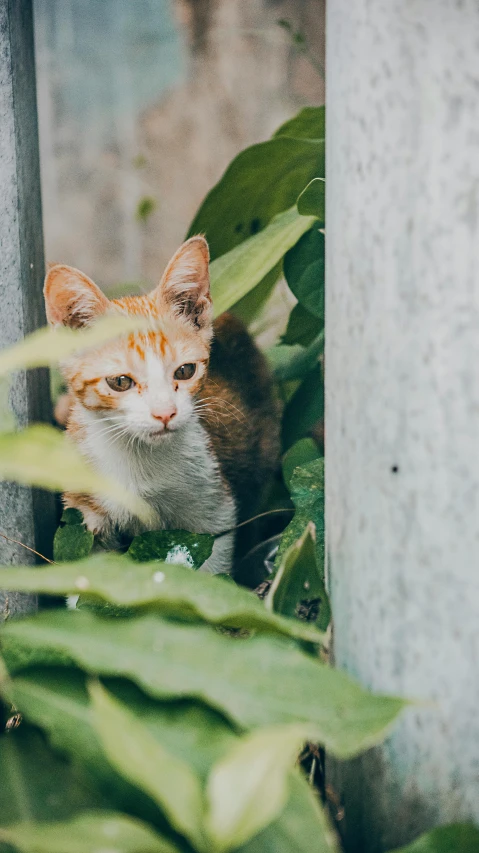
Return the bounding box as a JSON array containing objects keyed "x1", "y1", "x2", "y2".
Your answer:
[
  {"x1": 0, "y1": 0, "x2": 56, "y2": 616},
  {"x1": 326, "y1": 1, "x2": 479, "y2": 850}
]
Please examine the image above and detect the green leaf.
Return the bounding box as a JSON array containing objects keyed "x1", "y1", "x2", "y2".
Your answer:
[
  {"x1": 207, "y1": 725, "x2": 308, "y2": 850},
  {"x1": 282, "y1": 304, "x2": 321, "y2": 347},
  {"x1": 266, "y1": 524, "x2": 330, "y2": 631},
  {"x1": 9, "y1": 667, "x2": 237, "y2": 792},
  {"x1": 89, "y1": 681, "x2": 207, "y2": 851},
  {"x1": 53, "y1": 517, "x2": 94, "y2": 563},
  {"x1": 284, "y1": 228, "x2": 325, "y2": 320},
  {"x1": 282, "y1": 438, "x2": 321, "y2": 490},
  {"x1": 297, "y1": 179, "x2": 325, "y2": 222},
  {"x1": 275, "y1": 458, "x2": 325, "y2": 574},
  {"x1": 273, "y1": 107, "x2": 325, "y2": 141},
  {"x1": 269, "y1": 332, "x2": 324, "y2": 383},
  {"x1": 391, "y1": 824, "x2": 479, "y2": 853},
  {"x1": 210, "y1": 208, "x2": 316, "y2": 318},
  {"x1": 0, "y1": 812, "x2": 178, "y2": 853},
  {"x1": 239, "y1": 771, "x2": 339, "y2": 853},
  {"x1": 0, "y1": 554, "x2": 324, "y2": 644},
  {"x1": 0, "y1": 725, "x2": 106, "y2": 826},
  {"x1": 229, "y1": 264, "x2": 281, "y2": 327},
  {"x1": 128, "y1": 530, "x2": 214, "y2": 570},
  {"x1": 281, "y1": 365, "x2": 324, "y2": 449},
  {"x1": 2, "y1": 610, "x2": 406, "y2": 759},
  {"x1": 0, "y1": 425, "x2": 152, "y2": 523},
  {"x1": 188, "y1": 137, "x2": 324, "y2": 260},
  {"x1": 0, "y1": 315, "x2": 149, "y2": 376}
]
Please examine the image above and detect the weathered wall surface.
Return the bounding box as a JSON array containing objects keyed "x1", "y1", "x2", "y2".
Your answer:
[
  {"x1": 326, "y1": 1, "x2": 479, "y2": 850},
  {"x1": 0, "y1": 0, "x2": 56, "y2": 605},
  {"x1": 34, "y1": 0, "x2": 325, "y2": 289}
]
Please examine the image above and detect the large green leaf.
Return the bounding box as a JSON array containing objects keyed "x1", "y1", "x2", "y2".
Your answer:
[
  {"x1": 0, "y1": 426, "x2": 151, "y2": 522},
  {"x1": 391, "y1": 824, "x2": 479, "y2": 853},
  {"x1": 268, "y1": 333, "x2": 324, "y2": 383},
  {"x1": 0, "y1": 726, "x2": 106, "y2": 827},
  {"x1": 281, "y1": 365, "x2": 324, "y2": 449},
  {"x1": 275, "y1": 458, "x2": 325, "y2": 572},
  {"x1": 284, "y1": 228, "x2": 325, "y2": 320},
  {"x1": 128, "y1": 530, "x2": 214, "y2": 570},
  {"x1": 239, "y1": 772, "x2": 338, "y2": 853},
  {"x1": 282, "y1": 304, "x2": 321, "y2": 347},
  {"x1": 9, "y1": 667, "x2": 237, "y2": 789},
  {"x1": 0, "y1": 812, "x2": 178, "y2": 853},
  {"x1": 266, "y1": 524, "x2": 330, "y2": 630},
  {"x1": 229, "y1": 264, "x2": 281, "y2": 327},
  {"x1": 53, "y1": 509, "x2": 94, "y2": 563},
  {"x1": 0, "y1": 554, "x2": 324, "y2": 643},
  {"x1": 297, "y1": 179, "x2": 325, "y2": 222},
  {"x1": 89, "y1": 682, "x2": 207, "y2": 851},
  {"x1": 273, "y1": 107, "x2": 325, "y2": 141},
  {"x1": 2, "y1": 610, "x2": 406, "y2": 759},
  {"x1": 282, "y1": 439, "x2": 321, "y2": 491},
  {"x1": 0, "y1": 315, "x2": 148, "y2": 376},
  {"x1": 188, "y1": 137, "x2": 324, "y2": 260},
  {"x1": 210, "y1": 208, "x2": 315, "y2": 318},
  {"x1": 207, "y1": 725, "x2": 309, "y2": 851}
]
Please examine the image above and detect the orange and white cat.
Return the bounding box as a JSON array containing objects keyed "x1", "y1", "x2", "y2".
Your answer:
[{"x1": 44, "y1": 237, "x2": 279, "y2": 573}]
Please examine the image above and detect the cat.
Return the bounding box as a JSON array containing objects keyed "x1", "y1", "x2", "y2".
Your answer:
[{"x1": 44, "y1": 236, "x2": 280, "y2": 574}]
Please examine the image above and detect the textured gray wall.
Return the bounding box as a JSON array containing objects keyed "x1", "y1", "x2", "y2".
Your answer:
[
  {"x1": 0, "y1": 0, "x2": 56, "y2": 616},
  {"x1": 326, "y1": 1, "x2": 479, "y2": 850}
]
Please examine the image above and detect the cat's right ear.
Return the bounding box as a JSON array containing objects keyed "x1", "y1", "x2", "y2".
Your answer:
[{"x1": 44, "y1": 265, "x2": 109, "y2": 328}]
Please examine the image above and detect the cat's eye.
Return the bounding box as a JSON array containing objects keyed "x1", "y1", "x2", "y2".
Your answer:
[
  {"x1": 106, "y1": 375, "x2": 135, "y2": 392},
  {"x1": 174, "y1": 363, "x2": 196, "y2": 381}
]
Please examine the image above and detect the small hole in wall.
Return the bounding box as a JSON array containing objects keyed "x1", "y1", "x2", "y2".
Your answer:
[{"x1": 391, "y1": 465, "x2": 399, "y2": 474}]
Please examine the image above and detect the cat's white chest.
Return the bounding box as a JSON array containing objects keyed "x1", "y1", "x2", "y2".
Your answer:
[{"x1": 80, "y1": 414, "x2": 236, "y2": 571}]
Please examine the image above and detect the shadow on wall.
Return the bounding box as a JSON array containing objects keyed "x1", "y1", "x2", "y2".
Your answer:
[{"x1": 34, "y1": 0, "x2": 325, "y2": 290}]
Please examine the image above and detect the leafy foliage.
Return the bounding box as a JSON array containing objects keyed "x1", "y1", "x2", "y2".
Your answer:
[
  {"x1": 128, "y1": 529, "x2": 214, "y2": 569},
  {"x1": 391, "y1": 824, "x2": 479, "y2": 853},
  {"x1": 0, "y1": 105, "x2": 411, "y2": 853}
]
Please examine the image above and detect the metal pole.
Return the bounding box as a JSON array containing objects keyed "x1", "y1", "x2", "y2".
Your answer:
[
  {"x1": 326, "y1": 1, "x2": 479, "y2": 850},
  {"x1": 0, "y1": 0, "x2": 55, "y2": 616}
]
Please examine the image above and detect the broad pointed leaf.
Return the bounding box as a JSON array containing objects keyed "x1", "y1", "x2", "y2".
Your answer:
[
  {"x1": 2, "y1": 610, "x2": 406, "y2": 759},
  {"x1": 239, "y1": 772, "x2": 339, "y2": 853},
  {"x1": 281, "y1": 365, "x2": 324, "y2": 449},
  {"x1": 0, "y1": 554, "x2": 324, "y2": 643},
  {"x1": 282, "y1": 439, "x2": 321, "y2": 491},
  {"x1": 297, "y1": 179, "x2": 325, "y2": 222},
  {"x1": 268, "y1": 333, "x2": 324, "y2": 383},
  {"x1": 0, "y1": 812, "x2": 178, "y2": 853},
  {"x1": 210, "y1": 208, "x2": 316, "y2": 318},
  {"x1": 0, "y1": 315, "x2": 149, "y2": 376},
  {"x1": 0, "y1": 425, "x2": 151, "y2": 522},
  {"x1": 207, "y1": 725, "x2": 309, "y2": 850},
  {"x1": 273, "y1": 107, "x2": 325, "y2": 141},
  {"x1": 128, "y1": 530, "x2": 214, "y2": 570},
  {"x1": 266, "y1": 524, "x2": 330, "y2": 630},
  {"x1": 188, "y1": 137, "x2": 324, "y2": 260},
  {"x1": 0, "y1": 726, "x2": 106, "y2": 826},
  {"x1": 89, "y1": 682, "x2": 207, "y2": 851},
  {"x1": 8, "y1": 667, "x2": 237, "y2": 792},
  {"x1": 282, "y1": 304, "x2": 321, "y2": 347},
  {"x1": 391, "y1": 824, "x2": 479, "y2": 853},
  {"x1": 275, "y1": 458, "x2": 325, "y2": 573},
  {"x1": 284, "y1": 228, "x2": 325, "y2": 320}
]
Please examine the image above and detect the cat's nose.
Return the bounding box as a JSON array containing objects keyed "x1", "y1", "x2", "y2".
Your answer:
[{"x1": 151, "y1": 405, "x2": 177, "y2": 427}]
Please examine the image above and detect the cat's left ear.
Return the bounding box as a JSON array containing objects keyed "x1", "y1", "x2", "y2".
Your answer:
[{"x1": 155, "y1": 236, "x2": 212, "y2": 331}]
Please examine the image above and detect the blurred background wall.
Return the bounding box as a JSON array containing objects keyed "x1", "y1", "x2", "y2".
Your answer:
[{"x1": 34, "y1": 0, "x2": 325, "y2": 291}]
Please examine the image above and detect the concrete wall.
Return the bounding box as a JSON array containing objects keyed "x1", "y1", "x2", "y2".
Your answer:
[
  {"x1": 34, "y1": 0, "x2": 325, "y2": 290},
  {"x1": 326, "y1": 1, "x2": 479, "y2": 849}
]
